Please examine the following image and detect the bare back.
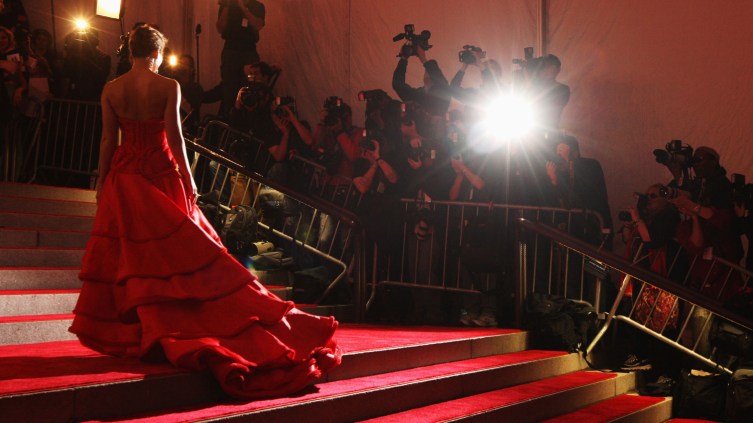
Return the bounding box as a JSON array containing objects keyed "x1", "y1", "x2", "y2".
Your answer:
[{"x1": 104, "y1": 70, "x2": 176, "y2": 121}]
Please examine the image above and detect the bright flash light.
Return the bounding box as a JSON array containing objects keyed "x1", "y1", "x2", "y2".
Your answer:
[
  {"x1": 482, "y1": 95, "x2": 535, "y2": 140},
  {"x1": 74, "y1": 18, "x2": 89, "y2": 32},
  {"x1": 168, "y1": 54, "x2": 178, "y2": 67}
]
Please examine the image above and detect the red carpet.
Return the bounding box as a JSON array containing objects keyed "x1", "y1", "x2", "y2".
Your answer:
[
  {"x1": 0, "y1": 325, "x2": 517, "y2": 396},
  {"x1": 540, "y1": 394, "x2": 666, "y2": 422},
  {"x1": 362, "y1": 371, "x2": 617, "y2": 422},
  {"x1": 94, "y1": 350, "x2": 565, "y2": 422}
]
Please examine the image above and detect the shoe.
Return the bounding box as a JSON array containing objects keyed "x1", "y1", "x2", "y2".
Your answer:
[
  {"x1": 459, "y1": 309, "x2": 476, "y2": 326},
  {"x1": 620, "y1": 353, "x2": 652, "y2": 371},
  {"x1": 472, "y1": 313, "x2": 498, "y2": 327}
]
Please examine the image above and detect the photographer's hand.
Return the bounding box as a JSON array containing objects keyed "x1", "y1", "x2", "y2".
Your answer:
[
  {"x1": 272, "y1": 113, "x2": 291, "y2": 135},
  {"x1": 0, "y1": 59, "x2": 18, "y2": 74},
  {"x1": 234, "y1": 87, "x2": 248, "y2": 110},
  {"x1": 546, "y1": 161, "x2": 558, "y2": 185},
  {"x1": 416, "y1": 45, "x2": 428, "y2": 64}
]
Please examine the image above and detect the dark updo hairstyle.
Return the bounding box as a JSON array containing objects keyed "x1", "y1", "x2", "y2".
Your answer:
[{"x1": 128, "y1": 24, "x2": 167, "y2": 59}]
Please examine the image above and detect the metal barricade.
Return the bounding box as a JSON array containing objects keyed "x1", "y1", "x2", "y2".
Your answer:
[
  {"x1": 2, "y1": 98, "x2": 44, "y2": 182},
  {"x1": 516, "y1": 219, "x2": 753, "y2": 374},
  {"x1": 187, "y1": 139, "x2": 361, "y2": 309},
  {"x1": 367, "y1": 199, "x2": 609, "y2": 314},
  {"x1": 28, "y1": 99, "x2": 102, "y2": 186}
]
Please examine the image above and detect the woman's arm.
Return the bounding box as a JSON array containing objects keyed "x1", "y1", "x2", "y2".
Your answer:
[
  {"x1": 95, "y1": 85, "x2": 119, "y2": 203},
  {"x1": 164, "y1": 79, "x2": 197, "y2": 202}
]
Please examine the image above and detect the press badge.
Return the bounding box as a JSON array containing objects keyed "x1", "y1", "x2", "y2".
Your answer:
[{"x1": 241, "y1": 18, "x2": 249, "y2": 28}]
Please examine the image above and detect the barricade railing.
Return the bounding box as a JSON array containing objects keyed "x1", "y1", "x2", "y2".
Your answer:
[
  {"x1": 26, "y1": 98, "x2": 102, "y2": 186},
  {"x1": 187, "y1": 137, "x2": 367, "y2": 320},
  {"x1": 367, "y1": 199, "x2": 609, "y2": 315},
  {"x1": 2, "y1": 98, "x2": 44, "y2": 182},
  {"x1": 517, "y1": 219, "x2": 753, "y2": 374}
]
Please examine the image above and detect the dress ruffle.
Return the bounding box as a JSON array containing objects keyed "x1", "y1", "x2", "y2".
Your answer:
[{"x1": 70, "y1": 119, "x2": 341, "y2": 399}]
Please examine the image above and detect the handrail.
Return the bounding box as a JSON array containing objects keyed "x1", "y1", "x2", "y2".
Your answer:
[
  {"x1": 186, "y1": 138, "x2": 368, "y2": 321},
  {"x1": 516, "y1": 217, "x2": 753, "y2": 332},
  {"x1": 186, "y1": 138, "x2": 361, "y2": 228}
]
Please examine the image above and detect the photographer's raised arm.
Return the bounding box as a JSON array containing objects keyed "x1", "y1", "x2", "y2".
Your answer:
[{"x1": 392, "y1": 57, "x2": 417, "y2": 103}]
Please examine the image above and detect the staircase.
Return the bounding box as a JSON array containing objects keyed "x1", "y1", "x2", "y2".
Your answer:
[{"x1": 0, "y1": 182, "x2": 676, "y2": 422}]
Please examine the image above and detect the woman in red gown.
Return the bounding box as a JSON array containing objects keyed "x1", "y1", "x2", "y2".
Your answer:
[{"x1": 69, "y1": 24, "x2": 341, "y2": 399}]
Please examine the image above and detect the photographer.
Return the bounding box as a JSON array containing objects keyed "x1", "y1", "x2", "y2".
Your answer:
[
  {"x1": 59, "y1": 28, "x2": 110, "y2": 101},
  {"x1": 618, "y1": 183, "x2": 687, "y2": 373},
  {"x1": 666, "y1": 147, "x2": 743, "y2": 300},
  {"x1": 450, "y1": 46, "x2": 502, "y2": 106},
  {"x1": 545, "y1": 135, "x2": 612, "y2": 244},
  {"x1": 216, "y1": 0, "x2": 265, "y2": 118},
  {"x1": 229, "y1": 62, "x2": 311, "y2": 182},
  {"x1": 353, "y1": 134, "x2": 399, "y2": 195},
  {"x1": 392, "y1": 42, "x2": 450, "y2": 119},
  {"x1": 524, "y1": 54, "x2": 570, "y2": 136}
]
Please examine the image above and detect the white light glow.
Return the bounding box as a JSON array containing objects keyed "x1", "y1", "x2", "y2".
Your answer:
[
  {"x1": 168, "y1": 54, "x2": 178, "y2": 67},
  {"x1": 96, "y1": 0, "x2": 122, "y2": 19},
  {"x1": 482, "y1": 94, "x2": 535, "y2": 141},
  {"x1": 74, "y1": 18, "x2": 89, "y2": 32}
]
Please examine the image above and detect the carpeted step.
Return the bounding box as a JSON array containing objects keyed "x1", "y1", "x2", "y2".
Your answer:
[
  {"x1": 0, "y1": 182, "x2": 96, "y2": 202},
  {"x1": 0, "y1": 327, "x2": 527, "y2": 422},
  {"x1": 361, "y1": 371, "x2": 635, "y2": 423},
  {"x1": 0, "y1": 195, "x2": 97, "y2": 217},
  {"x1": 0, "y1": 211, "x2": 94, "y2": 231},
  {"x1": 0, "y1": 227, "x2": 91, "y2": 248},
  {"x1": 0, "y1": 267, "x2": 81, "y2": 290},
  {"x1": 0, "y1": 313, "x2": 77, "y2": 345},
  {"x1": 540, "y1": 394, "x2": 672, "y2": 423},
  {"x1": 0, "y1": 289, "x2": 79, "y2": 317},
  {"x1": 0, "y1": 247, "x2": 85, "y2": 267},
  {"x1": 84, "y1": 350, "x2": 580, "y2": 423}
]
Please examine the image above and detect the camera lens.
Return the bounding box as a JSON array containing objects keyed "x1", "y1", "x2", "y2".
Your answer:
[
  {"x1": 653, "y1": 149, "x2": 670, "y2": 164},
  {"x1": 618, "y1": 211, "x2": 632, "y2": 222}
]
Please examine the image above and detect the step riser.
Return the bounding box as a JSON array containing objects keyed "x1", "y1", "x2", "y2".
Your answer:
[
  {"x1": 217, "y1": 354, "x2": 585, "y2": 423},
  {"x1": 458, "y1": 375, "x2": 634, "y2": 423},
  {"x1": 0, "y1": 229, "x2": 90, "y2": 248},
  {"x1": 0, "y1": 213, "x2": 93, "y2": 231},
  {"x1": 0, "y1": 269, "x2": 81, "y2": 290},
  {"x1": 0, "y1": 294, "x2": 78, "y2": 317},
  {"x1": 327, "y1": 332, "x2": 528, "y2": 382},
  {"x1": 611, "y1": 401, "x2": 673, "y2": 423},
  {"x1": 0, "y1": 197, "x2": 97, "y2": 217},
  {"x1": 0, "y1": 249, "x2": 84, "y2": 267},
  {"x1": 0, "y1": 319, "x2": 77, "y2": 345},
  {"x1": 0, "y1": 182, "x2": 96, "y2": 202},
  {"x1": 0, "y1": 336, "x2": 561, "y2": 422},
  {"x1": 0, "y1": 373, "x2": 225, "y2": 423}
]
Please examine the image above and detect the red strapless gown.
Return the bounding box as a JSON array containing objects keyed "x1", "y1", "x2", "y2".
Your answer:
[{"x1": 69, "y1": 118, "x2": 341, "y2": 399}]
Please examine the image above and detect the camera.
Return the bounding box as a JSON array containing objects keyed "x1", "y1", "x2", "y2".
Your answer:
[
  {"x1": 512, "y1": 47, "x2": 541, "y2": 69},
  {"x1": 361, "y1": 129, "x2": 381, "y2": 151},
  {"x1": 239, "y1": 81, "x2": 271, "y2": 110},
  {"x1": 653, "y1": 140, "x2": 694, "y2": 167},
  {"x1": 658, "y1": 185, "x2": 685, "y2": 199},
  {"x1": 358, "y1": 89, "x2": 390, "y2": 103},
  {"x1": 458, "y1": 45, "x2": 485, "y2": 65},
  {"x1": 618, "y1": 192, "x2": 649, "y2": 222},
  {"x1": 273, "y1": 96, "x2": 296, "y2": 118},
  {"x1": 731, "y1": 173, "x2": 753, "y2": 210},
  {"x1": 392, "y1": 24, "x2": 432, "y2": 58},
  {"x1": 323, "y1": 96, "x2": 348, "y2": 126}
]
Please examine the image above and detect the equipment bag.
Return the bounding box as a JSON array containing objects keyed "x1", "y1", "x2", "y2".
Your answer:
[
  {"x1": 221, "y1": 205, "x2": 259, "y2": 255},
  {"x1": 674, "y1": 369, "x2": 728, "y2": 420},
  {"x1": 525, "y1": 293, "x2": 596, "y2": 352},
  {"x1": 709, "y1": 317, "x2": 753, "y2": 359},
  {"x1": 726, "y1": 364, "x2": 753, "y2": 423}
]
